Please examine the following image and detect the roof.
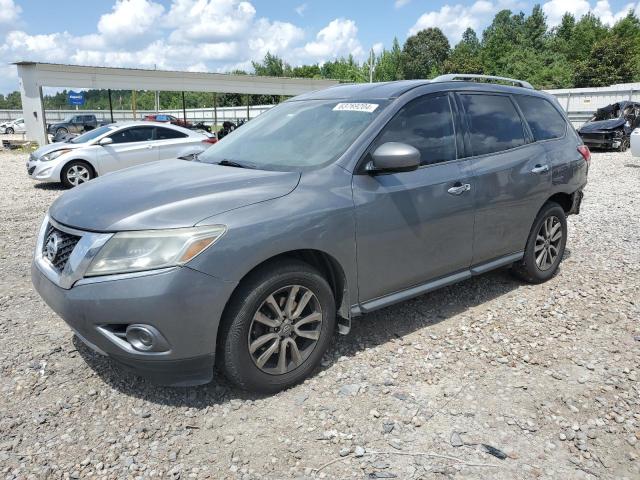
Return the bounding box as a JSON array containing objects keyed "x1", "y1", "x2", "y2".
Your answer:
[{"x1": 293, "y1": 79, "x2": 548, "y2": 102}]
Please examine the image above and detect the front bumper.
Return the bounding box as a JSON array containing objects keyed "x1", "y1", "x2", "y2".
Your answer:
[
  {"x1": 579, "y1": 131, "x2": 623, "y2": 149},
  {"x1": 32, "y1": 261, "x2": 237, "y2": 386},
  {"x1": 26, "y1": 156, "x2": 60, "y2": 182}
]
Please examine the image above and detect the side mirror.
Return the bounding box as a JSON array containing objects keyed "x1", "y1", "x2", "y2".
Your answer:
[
  {"x1": 98, "y1": 137, "x2": 113, "y2": 146},
  {"x1": 367, "y1": 142, "x2": 420, "y2": 173}
]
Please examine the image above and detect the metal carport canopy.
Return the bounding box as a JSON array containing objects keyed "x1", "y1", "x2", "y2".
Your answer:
[{"x1": 15, "y1": 61, "x2": 340, "y2": 146}]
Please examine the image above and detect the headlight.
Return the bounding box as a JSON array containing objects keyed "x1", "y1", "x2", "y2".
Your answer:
[
  {"x1": 85, "y1": 225, "x2": 226, "y2": 277},
  {"x1": 40, "y1": 149, "x2": 72, "y2": 162}
]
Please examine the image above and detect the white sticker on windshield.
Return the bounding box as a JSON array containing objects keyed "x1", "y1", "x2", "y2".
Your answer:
[{"x1": 333, "y1": 102, "x2": 379, "y2": 113}]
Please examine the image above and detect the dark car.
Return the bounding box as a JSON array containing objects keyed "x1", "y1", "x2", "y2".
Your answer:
[
  {"x1": 578, "y1": 101, "x2": 640, "y2": 151},
  {"x1": 47, "y1": 114, "x2": 109, "y2": 137},
  {"x1": 32, "y1": 74, "x2": 589, "y2": 393},
  {"x1": 143, "y1": 114, "x2": 193, "y2": 129}
]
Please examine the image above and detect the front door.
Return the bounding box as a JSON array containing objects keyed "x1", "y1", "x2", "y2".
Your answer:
[
  {"x1": 353, "y1": 93, "x2": 475, "y2": 303},
  {"x1": 95, "y1": 126, "x2": 157, "y2": 174}
]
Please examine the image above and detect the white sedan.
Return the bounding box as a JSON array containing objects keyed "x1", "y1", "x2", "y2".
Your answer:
[
  {"x1": 1, "y1": 118, "x2": 26, "y2": 134},
  {"x1": 27, "y1": 122, "x2": 216, "y2": 188}
]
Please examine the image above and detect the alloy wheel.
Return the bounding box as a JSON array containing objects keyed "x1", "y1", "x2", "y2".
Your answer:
[
  {"x1": 248, "y1": 285, "x2": 323, "y2": 375},
  {"x1": 66, "y1": 165, "x2": 91, "y2": 186},
  {"x1": 534, "y1": 215, "x2": 563, "y2": 271}
]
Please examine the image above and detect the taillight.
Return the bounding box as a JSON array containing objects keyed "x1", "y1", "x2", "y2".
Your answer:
[
  {"x1": 577, "y1": 145, "x2": 590, "y2": 163},
  {"x1": 202, "y1": 137, "x2": 218, "y2": 144}
]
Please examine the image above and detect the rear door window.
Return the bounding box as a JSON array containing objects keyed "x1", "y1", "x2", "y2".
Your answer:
[
  {"x1": 155, "y1": 127, "x2": 188, "y2": 140},
  {"x1": 459, "y1": 94, "x2": 526, "y2": 156},
  {"x1": 515, "y1": 95, "x2": 567, "y2": 141},
  {"x1": 374, "y1": 94, "x2": 457, "y2": 166}
]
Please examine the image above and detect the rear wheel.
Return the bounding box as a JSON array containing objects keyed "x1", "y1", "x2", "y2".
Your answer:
[
  {"x1": 61, "y1": 161, "x2": 94, "y2": 188},
  {"x1": 512, "y1": 202, "x2": 567, "y2": 284},
  {"x1": 218, "y1": 259, "x2": 335, "y2": 393}
]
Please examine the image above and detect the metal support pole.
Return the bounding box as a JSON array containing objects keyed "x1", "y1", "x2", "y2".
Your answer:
[
  {"x1": 246, "y1": 94, "x2": 250, "y2": 120},
  {"x1": 108, "y1": 89, "x2": 114, "y2": 123},
  {"x1": 182, "y1": 91, "x2": 187, "y2": 124},
  {"x1": 213, "y1": 93, "x2": 217, "y2": 128}
]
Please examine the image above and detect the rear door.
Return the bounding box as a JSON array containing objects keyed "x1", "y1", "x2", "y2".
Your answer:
[
  {"x1": 153, "y1": 127, "x2": 197, "y2": 160},
  {"x1": 353, "y1": 93, "x2": 476, "y2": 302},
  {"x1": 95, "y1": 126, "x2": 157, "y2": 173},
  {"x1": 456, "y1": 92, "x2": 551, "y2": 265}
]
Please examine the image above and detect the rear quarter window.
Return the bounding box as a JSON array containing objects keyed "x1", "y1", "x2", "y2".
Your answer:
[
  {"x1": 515, "y1": 95, "x2": 567, "y2": 141},
  {"x1": 459, "y1": 94, "x2": 526, "y2": 156}
]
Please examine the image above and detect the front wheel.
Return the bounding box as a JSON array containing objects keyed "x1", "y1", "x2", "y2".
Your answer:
[
  {"x1": 6, "y1": 127, "x2": 14, "y2": 134},
  {"x1": 218, "y1": 259, "x2": 335, "y2": 393},
  {"x1": 512, "y1": 202, "x2": 567, "y2": 284},
  {"x1": 61, "y1": 161, "x2": 94, "y2": 188}
]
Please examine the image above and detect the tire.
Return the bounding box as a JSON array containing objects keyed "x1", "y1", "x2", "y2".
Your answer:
[
  {"x1": 61, "y1": 161, "x2": 94, "y2": 188},
  {"x1": 56, "y1": 127, "x2": 68, "y2": 136},
  {"x1": 618, "y1": 137, "x2": 630, "y2": 152},
  {"x1": 512, "y1": 202, "x2": 567, "y2": 284},
  {"x1": 6, "y1": 127, "x2": 14, "y2": 134},
  {"x1": 218, "y1": 259, "x2": 336, "y2": 393}
]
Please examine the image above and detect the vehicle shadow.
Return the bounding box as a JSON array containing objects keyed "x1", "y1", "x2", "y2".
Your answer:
[
  {"x1": 33, "y1": 182, "x2": 66, "y2": 191},
  {"x1": 75, "y1": 266, "x2": 527, "y2": 408}
]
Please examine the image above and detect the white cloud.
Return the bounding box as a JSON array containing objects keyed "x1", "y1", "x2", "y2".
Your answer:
[
  {"x1": 409, "y1": 1, "x2": 511, "y2": 43},
  {"x1": 0, "y1": 0, "x2": 21, "y2": 25},
  {"x1": 543, "y1": 0, "x2": 640, "y2": 27},
  {"x1": 542, "y1": 0, "x2": 591, "y2": 26},
  {"x1": 372, "y1": 42, "x2": 384, "y2": 55},
  {"x1": 395, "y1": 0, "x2": 412, "y2": 7},
  {"x1": 299, "y1": 18, "x2": 364, "y2": 62},
  {"x1": 295, "y1": 3, "x2": 308, "y2": 16},
  {"x1": 166, "y1": 0, "x2": 256, "y2": 43},
  {"x1": 97, "y1": 0, "x2": 165, "y2": 44}
]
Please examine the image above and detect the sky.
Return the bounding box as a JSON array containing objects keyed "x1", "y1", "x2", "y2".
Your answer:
[{"x1": 0, "y1": 0, "x2": 639, "y2": 93}]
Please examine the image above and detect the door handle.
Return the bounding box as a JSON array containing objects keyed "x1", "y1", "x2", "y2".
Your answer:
[
  {"x1": 531, "y1": 164, "x2": 549, "y2": 174},
  {"x1": 447, "y1": 183, "x2": 471, "y2": 195}
]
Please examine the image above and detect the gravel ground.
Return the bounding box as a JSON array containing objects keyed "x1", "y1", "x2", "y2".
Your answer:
[{"x1": 0, "y1": 148, "x2": 639, "y2": 480}]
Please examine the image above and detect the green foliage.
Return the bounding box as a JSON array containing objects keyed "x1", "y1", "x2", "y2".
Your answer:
[
  {"x1": 402, "y1": 28, "x2": 450, "y2": 79},
  {"x1": 443, "y1": 28, "x2": 484, "y2": 74},
  {"x1": 2, "y1": 6, "x2": 639, "y2": 111}
]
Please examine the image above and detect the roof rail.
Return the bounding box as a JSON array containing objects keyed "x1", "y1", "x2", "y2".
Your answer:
[{"x1": 432, "y1": 74, "x2": 534, "y2": 90}]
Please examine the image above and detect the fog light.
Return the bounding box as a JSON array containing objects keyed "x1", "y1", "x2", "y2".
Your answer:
[{"x1": 125, "y1": 324, "x2": 169, "y2": 352}]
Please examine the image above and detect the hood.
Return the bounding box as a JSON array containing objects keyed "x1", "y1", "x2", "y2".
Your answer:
[
  {"x1": 32, "y1": 142, "x2": 86, "y2": 158},
  {"x1": 49, "y1": 160, "x2": 301, "y2": 231},
  {"x1": 579, "y1": 118, "x2": 626, "y2": 133}
]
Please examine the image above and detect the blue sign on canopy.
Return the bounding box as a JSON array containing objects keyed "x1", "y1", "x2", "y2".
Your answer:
[{"x1": 68, "y1": 91, "x2": 85, "y2": 106}]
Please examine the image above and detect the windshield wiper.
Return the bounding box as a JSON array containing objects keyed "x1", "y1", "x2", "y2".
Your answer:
[{"x1": 216, "y1": 159, "x2": 255, "y2": 169}]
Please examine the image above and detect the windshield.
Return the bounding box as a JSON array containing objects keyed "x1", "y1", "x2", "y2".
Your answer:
[
  {"x1": 69, "y1": 125, "x2": 115, "y2": 144},
  {"x1": 62, "y1": 115, "x2": 76, "y2": 122},
  {"x1": 198, "y1": 99, "x2": 388, "y2": 170}
]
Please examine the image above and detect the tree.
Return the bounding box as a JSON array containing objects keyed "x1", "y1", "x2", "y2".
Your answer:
[
  {"x1": 252, "y1": 52, "x2": 288, "y2": 77},
  {"x1": 402, "y1": 28, "x2": 450, "y2": 79},
  {"x1": 574, "y1": 34, "x2": 636, "y2": 86},
  {"x1": 373, "y1": 37, "x2": 404, "y2": 81},
  {"x1": 524, "y1": 4, "x2": 547, "y2": 51},
  {"x1": 443, "y1": 28, "x2": 483, "y2": 74}
]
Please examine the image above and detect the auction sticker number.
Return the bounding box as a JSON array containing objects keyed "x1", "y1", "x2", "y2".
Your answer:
[{"x1": 333, "y1": 103, "x2": 379, "y2": 113}]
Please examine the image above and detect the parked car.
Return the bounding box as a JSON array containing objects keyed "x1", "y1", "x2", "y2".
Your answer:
[
  {"x1": 27, "y1": 122, "x2": 214, "y2": 188},
  {"x1": 577, "y1": 101, "x2": 640, "y2": 151},
  {"x1": 47, "y1": 114, "x2": 110, "y2": 137},
  {"x1": 143, "y1": 114, "x2": 193, "y2": 129},
  {"x1": 0, "y1": 118, "x2": 26, "y2": 134},
  {"x1": 32, "y1": 75, "x2": 589, "y2": 393}
]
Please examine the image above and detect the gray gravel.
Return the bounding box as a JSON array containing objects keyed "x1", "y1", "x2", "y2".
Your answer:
[{"x1": 1, "y1": 148, "x2": 639, "y2": 479}]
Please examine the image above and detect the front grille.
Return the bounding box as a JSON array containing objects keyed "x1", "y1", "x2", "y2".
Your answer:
[
  {"x1": 42, "y1": 223, "x2": 81, "y2": 272},
  {"x1": 28, "y1": 166, "x2": 35, "y2": 175}
]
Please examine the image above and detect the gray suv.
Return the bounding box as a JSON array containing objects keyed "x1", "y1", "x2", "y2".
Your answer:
[{"x1": 32, "y1": 75, "x2": 589, "y2": 393}]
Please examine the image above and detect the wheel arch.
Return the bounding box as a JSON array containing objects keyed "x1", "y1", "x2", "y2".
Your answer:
[
  {"x1": 59, "y1": 158, "x2": 98, "y2": 182},
  {"x1": 221, "y1": 248, "x2": 351, "y2": 336}
]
